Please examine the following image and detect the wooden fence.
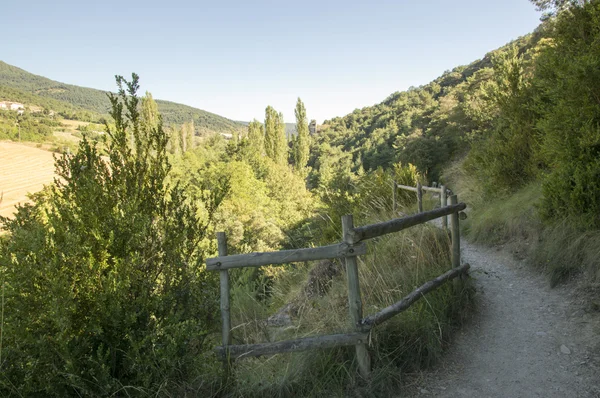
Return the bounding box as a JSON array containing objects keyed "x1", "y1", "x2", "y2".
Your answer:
[
  {"x1": 206, "y1": 194, "x2": 468, "y2": 379},
  {"x1": 393, "y1": 181, "x2": 453, "y2": 228}
]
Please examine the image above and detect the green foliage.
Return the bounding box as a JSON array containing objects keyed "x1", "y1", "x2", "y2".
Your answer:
[
  {"x1": 312, "y1": 162, "x2": 419, "y2": 245},
  {"x1": 264, "y1": 105, "x2": 278, "y2": 161},
  {"x1": 0, "y1": 109, "x2": 59, "y2": 142},
  {"x1": 140, "y1": 91, "x2": 160, "y2": 137},
  {"x1": 292, "y1": 98, "x2": 310, "y2": 172},
  {"x1": 533, "y1": 2, "x2": 600, "y2": 225},
  {"x1": 465, "y1": 45, "x2": 540, "y2": 195},
  {"x1": 264, "y1": 106, "x2": 287, "y2": 165},
  {"x1": 171, "y1": 142, "x2": 314, "y2": 257},
  {"x1": 0, "y1": 74, "x2": 221, "y2": 395},
  {"x1": 247, "y1": 119, "x2": 265, "y2": 158},
  {"x1": 0, "y1": 85, "x2": 102, "y2": 122}
]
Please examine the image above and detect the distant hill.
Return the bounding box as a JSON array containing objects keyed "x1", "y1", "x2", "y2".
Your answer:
[
  {"x1": 237, "y1": 121, "x2": 297, "y2": 139},
  {"x1": 0, "y1": 61, "x2": 244, "y2": 134}
]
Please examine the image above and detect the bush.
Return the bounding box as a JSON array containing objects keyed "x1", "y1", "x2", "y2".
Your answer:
[{"x1": 0, "y1": 75, "x2": 222, "y2": 396}]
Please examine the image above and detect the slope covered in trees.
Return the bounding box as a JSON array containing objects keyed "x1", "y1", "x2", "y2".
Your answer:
[
  {"x1": 0, "y1": 61, "x2": 244, "y2": 134},
  {"x1": 310, "y1": 34, "x2": 538, "y2": 184},
  {"x1": 310, "y1": 0, "x2": 600, "y2": 283}
]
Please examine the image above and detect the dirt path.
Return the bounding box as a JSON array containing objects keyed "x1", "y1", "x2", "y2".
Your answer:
[{"x1": 409, "y1": 240, "x2": 600, "y2": 397}]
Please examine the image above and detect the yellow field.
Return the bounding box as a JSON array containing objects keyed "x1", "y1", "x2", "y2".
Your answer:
[
  {"x1": 61, "y1": 119, "x2": 90, "y2": 132},
  {"x1": 0, "y1": 141, "x2": 57, "y2": 218}
]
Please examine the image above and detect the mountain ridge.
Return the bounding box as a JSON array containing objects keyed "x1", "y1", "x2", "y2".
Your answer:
[{"x1": 0, "y1": 61, "x2": 244, "y2": 134}]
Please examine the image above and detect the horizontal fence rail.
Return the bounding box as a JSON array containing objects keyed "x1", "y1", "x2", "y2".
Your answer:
[
  {"x1": 216, "y1": 332, "x2": 369, "y2": 361},
  {"x1": 207, "y1": 189, "x2": 467, "y2": 380},
  {"x1": 394, "y1": 180, "x2": 453, "y2": 227},
  {"x1": 361, "y1": 263, "x2": 470, "y2": 329},
  {"x1": 348, "y1": 202, "x2": 466, "y2": 244},
  {"x1": 207, "y1": 242, "x2": 367, "y2": 271},
  {"x1": 396, "y1": 183, "x2": 445, "y2": 194}
]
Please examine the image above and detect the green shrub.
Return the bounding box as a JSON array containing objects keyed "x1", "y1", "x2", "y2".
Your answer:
[{"x1": 0, "y1": 75, "x2": 222, "y2": 396}]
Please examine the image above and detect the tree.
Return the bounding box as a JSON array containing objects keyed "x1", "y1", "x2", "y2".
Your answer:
[
  {"x1": 264, "y1": 106, "x2": 287, "y2": 164},
  {"x1": 247, "y1": 118, "x2": 264, "y2": 158},
  {"x1": 264, "y1": 105, "x2": 278, "y2": 161},
  {"x1": 140, "y1": 91, "x2": 160, "y2": 137},
  {"x1": 292, "y1": 97, "x2": 310, "y2": 172},
  {"x1": 275, "y1": 111, "x2": 287, "y2": 165},
  {"x1": 533, "y1": 1, "x2": 600, "y2": 224},
  {"x1": 531, "y1": 0, "x2": 583, "y2": 11},
  {"x1": 180, "y1": 120, "x2": 194, "y2": 153},
  {"x1": 0, "y1": 74, "x2": 221, "y2": 395}
]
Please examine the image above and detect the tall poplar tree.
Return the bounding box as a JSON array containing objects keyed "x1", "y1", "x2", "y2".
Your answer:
[
  {"x1": 247, "y1": 119, "x2": 264, "y2": 157},
  {"x1": 264, "y1": 106, "x2": 277, "y2": 160},
  {"x1": 293, "y1": 97, "x2": 310, "y2": 171},
  {"x1": 180, "y1": 121, "x2": 194, "y2": 153},
  {"x1": 140, "y1": 91, "x2": 160, "y2": 137},
  {"x1": 275, "y1": 111, "x2": 287, "y2": 165}
]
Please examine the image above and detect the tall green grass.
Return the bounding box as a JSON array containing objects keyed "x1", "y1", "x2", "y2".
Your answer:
[
  {"x1": 444, "y1": 158, "x2": 600, "y2": 286},
  {"x1": 223, "y1": 213, "x2": 473, "y2": 397}
]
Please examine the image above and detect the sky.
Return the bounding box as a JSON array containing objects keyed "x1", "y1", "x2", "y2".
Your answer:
[{"x1": 2, "y1": 0, "x2": 542, "y2": 123}]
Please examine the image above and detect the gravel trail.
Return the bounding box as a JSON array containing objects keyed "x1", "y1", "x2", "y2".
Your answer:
[{"x1": 409, "y1": 240, "x2": 600, "y2": 397}]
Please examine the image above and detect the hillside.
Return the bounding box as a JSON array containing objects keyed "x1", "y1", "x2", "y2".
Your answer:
[
  {"x1": 0, "y1": 61, "x2": 244, "y2": 134},
  {"x1": 311, "y1": 34, "x2": 537, "y2": 182}
]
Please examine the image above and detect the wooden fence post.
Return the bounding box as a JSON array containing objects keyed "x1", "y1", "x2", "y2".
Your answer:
[
  {"x1": 341, "y1": 215, "x2": 371, "y2": 379},
  {"x1": 217, "y1": 232, "x2": 232, "y2": 375},
  {"x1": 392, "y1": 180, "x2": 397, "y2": 213},
  {"x1": 441, "y1": 184, "x2": 447, "y2": 229},
  {"x1": 416, "y1": 182, "x2": 423, "y2": 213},
  {"x1": 449, "y1": 195, "x2": 460, "y2": 270}
]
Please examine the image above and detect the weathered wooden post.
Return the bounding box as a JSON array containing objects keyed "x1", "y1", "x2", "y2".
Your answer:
[
  {"x1": 217, "y1": 232, "x2": 232, "y2": 375},
  {"x1": 341, "y1": 215, "x2": 371, "y2": 379},
  {"x1": 441, "y1": 184, "x2": 447, "y2": 229},
  {"x1": 416, "y1": 182, "x2": 423, "y2": 213},
  {"x1": 392, "y1": 179, "x2": 397, "y2": 213},
  {"x1": 449, "y1": 195, "x2": 460, "y2": 270}
]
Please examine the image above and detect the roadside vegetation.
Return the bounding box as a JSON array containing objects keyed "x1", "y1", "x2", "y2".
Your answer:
[{"x1": 0, "y1": 74, "x2": 470, "y2": 395}]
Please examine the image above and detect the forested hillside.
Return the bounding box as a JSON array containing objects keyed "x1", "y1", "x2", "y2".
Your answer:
[
  {"x1": 310, "y1": 0, "x2": 600, "y2": 283},
  {"x1": 310, "y1": 34, "x2": 537, "y2": 183},
  {"x1": 0, "y1": 61, "x2": 244, "y2": 134}
]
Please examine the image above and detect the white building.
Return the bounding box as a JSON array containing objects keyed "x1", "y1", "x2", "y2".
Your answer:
[{"x1": 0, "y1": 102, "x2": 25, "y2": 111}]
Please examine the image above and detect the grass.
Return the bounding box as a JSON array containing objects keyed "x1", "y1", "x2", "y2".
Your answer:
[
  {"x1": 462, "y1": 182, "x2": 542, "y2": 246},
  {"x1": 222, "y1": 210, "x2": 473, "y2": 397},
  {"x1": 443, "y1": 157, "x2": 600, "y2": 286},
  {"x1": 532, "y1": 218, "x2": 600, "y2": 286}
]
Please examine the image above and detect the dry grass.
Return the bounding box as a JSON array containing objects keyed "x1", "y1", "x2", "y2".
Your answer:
[
  {"x1": 443, "y1": 156, "x2": 600, "y2": 285},
  {"x1": 53, "y1": 131, "x2": 81, "y2": 143},
  {"x1": 0, "y1": 141, "x2": 56, "y2": 219},
  {"x1": 224, "y1": 214, "x2": 472, "y2": 397},
  {"x1": 60, "y1": 119, "x2": 91, "y2": 132}
]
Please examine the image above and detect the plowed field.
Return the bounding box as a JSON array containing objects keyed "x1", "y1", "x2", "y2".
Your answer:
[{"x1": 0, "y1": 141, "x2": 56, "y2": 218}]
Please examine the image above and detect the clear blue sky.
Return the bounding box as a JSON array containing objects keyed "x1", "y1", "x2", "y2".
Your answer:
[{"x1": 2, "y1": 0, "x2": 541, "y2": 123}]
